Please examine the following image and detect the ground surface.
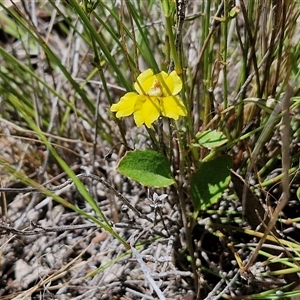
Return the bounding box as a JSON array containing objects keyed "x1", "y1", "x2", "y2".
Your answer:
[{"x1": 1, "y1": 1, "x2": 300, "y2": 300}]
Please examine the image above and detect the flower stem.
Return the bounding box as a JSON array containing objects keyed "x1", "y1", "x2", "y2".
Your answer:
[{"x1": 165, "y1": 14, "x2": 181, "y2": 74}]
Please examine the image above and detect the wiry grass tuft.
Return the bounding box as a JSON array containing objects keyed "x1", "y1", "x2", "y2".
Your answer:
[{"x1": 0, "y1": 1, "x2": 300, "y2": 299}]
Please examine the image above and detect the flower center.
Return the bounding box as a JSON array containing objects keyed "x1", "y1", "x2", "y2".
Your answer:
[{"x1": 148, "y1": 80, "x2": 163, "y2": 97}]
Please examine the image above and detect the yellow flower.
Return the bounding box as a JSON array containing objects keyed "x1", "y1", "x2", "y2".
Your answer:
[{"x1": 110, "y1": 69, "x2": 187, "y2": 128}]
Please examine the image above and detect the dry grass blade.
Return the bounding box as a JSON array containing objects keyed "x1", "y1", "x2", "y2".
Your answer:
[
  {"x1": 1, "y1": 1, "x2": 300, "y2": 299},
  {"x1": 237, "y1": 83, "x2": 300, "y2": 286}
]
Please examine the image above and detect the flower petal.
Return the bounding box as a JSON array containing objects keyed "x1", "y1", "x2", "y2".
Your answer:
[
  {"x1": 134, "y1": 69, "x2": 154, "y2": 95},
  {"x1": 160, "y1": 95, "x2": 187, "y2": 120},
  {"x1": 133, "y1": 96, "x2": 160, "y2": 127},
  {"x1": 110, "y1": 92, "x2": 138, "y2": 118},
  {"x1": 165, "y1": 71, "x2": 182, "y2": 95},
  {"x1": 155, "y1": 70, "x2": 182, "y2": 96}
]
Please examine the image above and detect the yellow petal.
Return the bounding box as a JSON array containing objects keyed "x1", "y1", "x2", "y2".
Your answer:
[
  {"x1": 134, "y1": 69, "x2": 154, "y2": 95},
  {"x1": 110, "y1": 92, "x2": 138, "y2": 118},
  {"x1": 152, "y1": 71, "x2": 166, "y2": 95},
  {"x1": 160, "y1": 95, "x2": 187, "y2": 120},
  {"x1": 155, "y1": 70, "x2": 182, "y2": 96},
  {"x1": 165, "y1": 71, "x2": 182, "y2": 95},
  {"x1": 133, "y1": 96, "x2": 160, "y2": 127}
]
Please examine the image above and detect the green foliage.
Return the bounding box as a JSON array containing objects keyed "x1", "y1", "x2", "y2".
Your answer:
[
  {"x1": 192, "y1": 129, "x2": 228, "y2": 149},
  {"x1": 190, "y1": 155, "x2": 232, "y2": 211},
  {"x1": 249, "y1": 284, "x2": 300, "y2": 299},
  {"x1": 117, "y1": 149, "x2": 175, "y2": 187},
  {"x1": 1, "y1": 0, "x2": 300, "y2": 298}
]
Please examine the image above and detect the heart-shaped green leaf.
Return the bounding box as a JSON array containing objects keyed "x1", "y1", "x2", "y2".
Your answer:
[
  {"x1": 193, "y1": 130, "x2": 227, "y2": 149},
  {"x1": 117, "y1": 149, "x2": 175, "y2": 187},
  {"x1": 190, "y1": 155, "x2": 232, "y2": 211}
]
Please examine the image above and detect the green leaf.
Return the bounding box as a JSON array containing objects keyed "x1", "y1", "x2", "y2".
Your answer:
[
  {"x1": 117, "y1": 150, "x2": 175, "y2": 187},
  {"x1": 190, "y1": 155, "x2": 232, "y2": 211},
  {"x1": 229, "y1": 6, "x2": 241, "y2": 19},
  {"x1": 193, "y1": 130, "x2": 228, "y2": 149},
  {"x1": 161, "y1": 0, "x2": 176, "y2": 17},
  {"x1": 297, "y1": 186, "x2": 300, "y2": 202}
]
